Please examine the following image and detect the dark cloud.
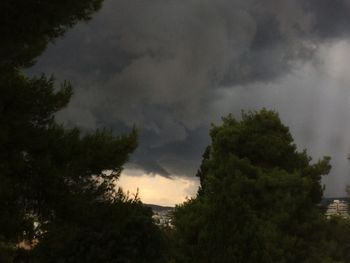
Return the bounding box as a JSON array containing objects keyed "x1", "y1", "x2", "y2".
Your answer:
[
  {"x1": 139, "y1": 126, "x2": 210, "y2": 176},
  {"x1": 303, "y1": 0, "x2": 350, "y2": 39},
  {"x1": 30, "y1": 0, "x2": 350, "y2": 195}
]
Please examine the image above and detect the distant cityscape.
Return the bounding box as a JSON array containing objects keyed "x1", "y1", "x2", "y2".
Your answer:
[
  {"x1": 148, "y1": 198, "x2": 350, "y2": 227},
  {"x1": 147, "y1": 204, "x2": 174, "y2": 227}
]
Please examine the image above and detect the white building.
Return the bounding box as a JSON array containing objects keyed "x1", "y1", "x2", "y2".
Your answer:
[{"x1": 325, "y1": 200, "x2": 349, "y2": 219}]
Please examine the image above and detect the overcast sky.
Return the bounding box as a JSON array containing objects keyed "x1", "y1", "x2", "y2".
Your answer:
[{"x1": 30, "y1": 0, "x2": 350, "y2": 204}]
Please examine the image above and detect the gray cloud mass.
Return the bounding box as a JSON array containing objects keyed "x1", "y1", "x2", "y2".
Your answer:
[{"x1": 30, "y1": 0, "x2": 350, "y2": 196}]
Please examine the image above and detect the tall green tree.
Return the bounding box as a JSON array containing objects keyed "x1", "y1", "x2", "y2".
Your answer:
[
  {"x1": 0, "y1": 1, "x2": 165, "y2": 262},
  {"x1": 172, "y1": 109, "x2": 332, "y2": 263},
  {"x1": 0, "y1": 2, "x2": 103, "y2": 259}
]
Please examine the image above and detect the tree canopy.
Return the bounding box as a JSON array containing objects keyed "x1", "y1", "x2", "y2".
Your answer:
[
  {"x1": 0, "y1": 1, "x2": 165, "y2": 262},
  {"x1": 172, "y1": 110, "x2": 337, "y2": 263}
]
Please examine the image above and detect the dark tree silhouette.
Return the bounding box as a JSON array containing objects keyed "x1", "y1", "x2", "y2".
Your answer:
[{"x1": 172, "y1": 110, "x2": 335, "y2": 263}]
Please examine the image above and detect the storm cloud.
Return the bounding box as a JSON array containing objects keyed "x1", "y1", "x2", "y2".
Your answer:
[{"x1": 31, "y1": 0, "x2": 350, "y2": 196}]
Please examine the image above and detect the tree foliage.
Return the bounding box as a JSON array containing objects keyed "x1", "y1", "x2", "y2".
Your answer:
[
  {"x1": 172, "y1": 110, "x2": 338, "y2": 263},
  {"x1": 0, "y1": 1, "x2": 165, "y2": 262},
  {"x1": 30, "y1": 192, "x2": 164, "y2": 263}
]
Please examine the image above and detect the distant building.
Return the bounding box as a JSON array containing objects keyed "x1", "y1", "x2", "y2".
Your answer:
[
  {"x1": 152, "y1": 212, "x2": 173, "y2": 228},
  {"x1": 147, "y1": 204, "x2": 174, "y2": 228},
  {"x1": 325, "y1": 199, "x2": 349, "y2": 219}
]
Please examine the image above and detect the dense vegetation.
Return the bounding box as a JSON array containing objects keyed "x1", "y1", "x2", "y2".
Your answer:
[
  {"x1": 171, "y1": 110, "x2": 350, "y2": 263},
  {"x1": 1, "y1": 1, "x2": 350, "y2": 262},
  {"x1": 0, "y1": 1, "x2": 164, "y2": 262}
]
